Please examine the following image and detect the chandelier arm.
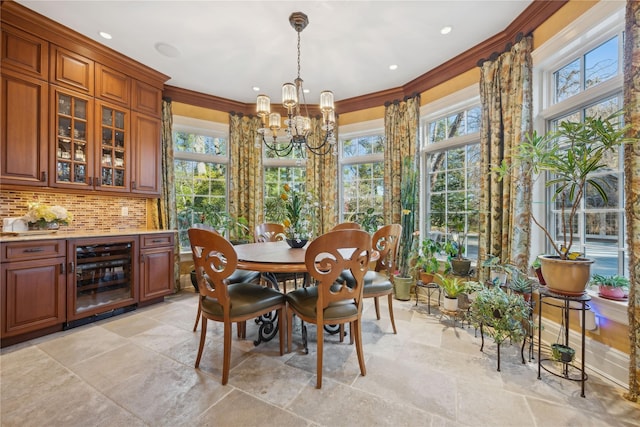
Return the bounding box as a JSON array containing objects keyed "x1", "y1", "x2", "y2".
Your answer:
[{"x1": 262, "y1": 134, "x2": 294, "y2": 157}]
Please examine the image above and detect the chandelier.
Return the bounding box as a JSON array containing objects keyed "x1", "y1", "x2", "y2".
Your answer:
[{"x1": 256, "y1": 12, "x2": 336, "y2": 157}]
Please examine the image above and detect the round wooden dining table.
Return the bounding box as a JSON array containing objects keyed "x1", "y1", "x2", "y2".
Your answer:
[{"x1": 235, "y1": 240, "x2": 308, "y2": 274}]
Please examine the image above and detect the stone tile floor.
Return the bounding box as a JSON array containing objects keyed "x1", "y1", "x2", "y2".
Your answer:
[{"x1": 1, "y1": 289, "x2": 639, "y2": 426}]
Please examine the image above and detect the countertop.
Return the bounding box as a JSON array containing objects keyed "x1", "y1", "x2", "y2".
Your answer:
[{"x1": 0, "y1": 229, "x2": 177, "y2": 242}]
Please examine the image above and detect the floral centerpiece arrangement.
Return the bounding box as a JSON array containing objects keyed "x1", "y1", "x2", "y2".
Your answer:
[
  {"x1": 22, "y1": 202, "x2": 73, "y2": 230},
  {"x1": 280, "y1": 183, "x2": 317, "y2": 246}
]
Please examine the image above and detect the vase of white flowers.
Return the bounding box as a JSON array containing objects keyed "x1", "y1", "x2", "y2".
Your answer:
[{"x1": 22, "y1": 202, "x2": 73, "y2": 230}]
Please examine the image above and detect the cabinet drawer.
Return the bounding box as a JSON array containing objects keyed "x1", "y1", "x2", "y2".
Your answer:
[
  {"x1": 141, "y1": 233, "x2": 174, "y2": 249},
  {"x1": 2, "y1": 239, "x2": 66, "y2": 262}
]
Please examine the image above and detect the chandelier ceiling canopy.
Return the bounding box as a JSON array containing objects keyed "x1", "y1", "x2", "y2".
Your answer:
[{"x1": 256, "y1": 12, "x2": 336, "y2": 157}]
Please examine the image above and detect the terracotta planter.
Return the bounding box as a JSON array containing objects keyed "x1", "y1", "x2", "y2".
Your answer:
[
  {"x1": 393, "y1": 276, "x2": 412, "y2": 301},
  {"x1": 598, "y1": 285, "x2": 627, "y2": 300},
  {"x1": 419, "y1": 272, "x2": 435, "y2": 284},
  {"x1": 534, "y1": 267, "x2": 546, "y2": 286},
  {"x1": 539, "y1": 255, "x2": 593, "y2": 296}
]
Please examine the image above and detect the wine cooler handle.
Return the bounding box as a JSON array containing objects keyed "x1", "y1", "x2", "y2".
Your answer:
[
  {"x1": 69, "y1": 262, "x2": 75, "y2": 273},
  {"x1": 61, "y1": 262, "x2": 65, "y2": 274}
]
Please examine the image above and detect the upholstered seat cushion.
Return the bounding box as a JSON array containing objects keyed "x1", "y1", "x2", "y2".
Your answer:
[
  {"x1": 228, "y1": 269, "x2": 260, "y2": 284},
  {"x1": 339, "y1": 270, "x2": 393, "y2": 294},
  {"x1": 201, "y1": 283, "x2": 285, "y2": 318},
  {"x1": 286, "y1": 286, "x2": 358, "y2": 321}
]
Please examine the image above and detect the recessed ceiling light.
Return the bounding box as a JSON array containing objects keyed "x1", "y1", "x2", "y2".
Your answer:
[
  {"x1": 303, "y1": 89, "x2": 310, "y2": 94},
  {"x1": 440, "y1": 26, "x2": 452, "y2": 35},
  {"x1": 252, "y1": 86, "x2": 260, "y2": 92},
  {"x1": 154, "y1": 42, "x2": 180, "y2": 58},
  {"x1": 99, "y1": 31, "x2": 112, "y2": 40},
  {"x1": 389, "y1": 64, "x2": 398, "y2": 71}
]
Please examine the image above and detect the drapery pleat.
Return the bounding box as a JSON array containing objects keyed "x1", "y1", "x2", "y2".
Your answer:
[
  {"x1": 623, "y1": 0, "x2": 640, "y2": 403},
  {"x1": 229, "y1": 114, "x2": 263, "y2": 239},
  {"x1": 156, "y1": 98, "x2": 180, "y2": 291},
  {"x1": 305, "y1": 116, "x2": 339, "y2": 235},
  {"x1": 383, "y1": 95, "x2": 420, "y2": 226},
  {"x1": 478, "y1": 36, "x2": 533, "y2": 279}
]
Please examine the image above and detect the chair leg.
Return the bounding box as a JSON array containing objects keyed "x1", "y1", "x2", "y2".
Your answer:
[
  {"x1": 222, "y1": 321, "x2": 232, "y2": 385},
  {"x1": 192, "y1": 300, "x2": 202, "y2": 332},
  {"x1": 195, "y1": 317, "x2": 207, "y2": 368},
  {"x1": 237, "y1": 321, "x2": 246, "y2": 338},
  {"x1": 353, "y1": 319, "x2": 366, "y2": 377},
  {"x1": 316, "y1": 324, "x2": 324, "y2": 389},
  {"x1": 373, "y1": 296, "x2": 381, "y2": 320},
  {"x1": 350, "y1": 321, "x2": 355, "y2": 345},
  {"x1": 387, "y1": 293, "x2": 397, "y2": 334}
]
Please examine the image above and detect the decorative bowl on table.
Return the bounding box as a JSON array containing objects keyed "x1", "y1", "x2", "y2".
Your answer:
[{"x1": 286, "y1": 238, "x2": 308, "y2": 249}]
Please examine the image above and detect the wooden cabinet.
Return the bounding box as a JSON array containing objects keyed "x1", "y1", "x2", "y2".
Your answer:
[
  {"x1": 1, "y1": 240, "x2": 67, "y2": 339},
  {"x1": 132, "y1": 80, "x2": 162, "y2": 116},
  {"x1": 1, "y1": 70, "x2": 49, "y2": 186},
  {"x1": 1, "y1": 24, "x2": 48, "y2": 80},
  {"x1": 96, "y1": 64, "x2": 130, "y2": 107},
  {"x1": 95, "y1": 99, "x2": 130, "y2": 192},
  {"x1": 50, "y1": 45, "x2": 94, "y2": 95},
  {"x1": 139, "y1": 232, "x2": 175, "y2": 302},
  {"x1": 131, "y1": 112, "x2": 161, "y2": 195}
]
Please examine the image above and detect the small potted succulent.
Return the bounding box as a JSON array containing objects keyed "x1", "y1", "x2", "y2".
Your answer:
[
  {"x1": 591, "y1": 274, "x2": 629, "y2": 300},
  {"x1": 481, "y1": 255, "x2": 517, "y2": 286},
  {"x1": 508, "y1": 272, "x2": 539, "y2": 302}
]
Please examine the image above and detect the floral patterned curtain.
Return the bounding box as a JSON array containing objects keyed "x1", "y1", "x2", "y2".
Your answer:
[
  {"x1": 305, "y1": 116, "x2": 339, "y2": 235},
  {"x1": 156, "y1": 98, "x2": 180, "y2": 290},
  {"x1": 478, "y1": 36, "x2": 533, "y2": 278},
  {"x1": 624, "y1": 0, "x2": 639, "y2": 403},
  {"x1": 229, "y1": 113, "x2": 263, "y2": 239},
  {"x1": 383, "y1": 95, "x2": 420, "y2": 226}
]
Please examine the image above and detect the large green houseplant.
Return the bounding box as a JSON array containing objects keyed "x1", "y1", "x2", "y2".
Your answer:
[
  {"x1": 395, "y1": 156, "x2": 419, "y2": 300},
  {"x1": 494, "y1": 111, "x2": 635, "y2": 295}
]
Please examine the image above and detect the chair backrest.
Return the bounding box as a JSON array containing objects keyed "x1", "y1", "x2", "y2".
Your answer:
[
  {"x1": 305, "y1": 229, "x2": 372, "y2": 316},
  {"x1": 255, "y1": 223, "x2": 286, "y2": 242},
  {"x1": 188, "y1": 227, "x2": 236, "y2": 306},
  {"x1": 371, "y1": 224, "x2": 402, "y2": 274},
  {"x1": 330, "y1": 222, "x2": 362, "y2": 231}
]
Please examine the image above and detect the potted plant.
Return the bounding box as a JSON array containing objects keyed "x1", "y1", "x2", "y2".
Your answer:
[
  {"x1": 508, "y1": 271, "x2": 539, "y2": 302},
  {"x1": 443, "y1": 236, "x2": 470, "y2": 276},
  {"x1": 551, "y1": 343, "x2": 575, "y2": 363},
  {"x1": 530, "y1": 257, "x2": 546, "y2": 286},
  {"x1": 481, "y1": 255, "x2": 517, "y2": 286},
  {"x1": 415, "y1": 238, "x2": 442, "y2": 284},
  {"x1": 494, "y1": 111, "x2": 636, "y2": 295},
  {"x1": 394, "y1": 156, "x2": 419, "y2": 301},
  {"x1": 591, "y1": 274, "x2": 629, "y2": 300},
  {"x1": 436, "y1": 274, "x2": 467, "y2": 311},
  {"x1": 469, "y1": 285, "x2": 533, "y2": 370}
]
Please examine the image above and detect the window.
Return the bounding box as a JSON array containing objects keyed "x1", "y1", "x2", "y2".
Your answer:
[
  {"x1": 173, "y1": 116, "x2": 228, "y2": 252},
  {"x1": 339, "y1": 133, "x2": 384, "y2": 224},
  {"x1": 422, "y1": 100, "x2": 481, "y2": 261},
  {"x1": 536, "y1": 3, "x2": 627, "y2": 277}
]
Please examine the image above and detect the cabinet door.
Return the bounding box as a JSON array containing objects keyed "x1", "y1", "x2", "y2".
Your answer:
[
  {"x1": 131, "y1": 112, "x2": 161, "y2": 195},
  {"x1": 96, "y1": 99, "x2": 130, "y2": 192},
  {"x1": 1, "y1": 70, "x2": 48, "y2": 186},
  {"x1": 1, "y1": 24, "x2": 48, "y2": 80},
  {"x1": 50, "y1": 45, "x2": 94, "y2": 95},
  {"x1": 1, "y1": 257, "x2": 66, "y2": 338},
  {"x1": 96, "y1": 64, "x2": 130, "y2": 107},
  {"x1": 132, "y1": 80, "x2": 161, "y2": 116},
  {"x1": 139, "y1": 246, "x2": 174, "y2": 301},
  {"x1": 50, "y1": 86, "x2": 93, "y2": 189}
]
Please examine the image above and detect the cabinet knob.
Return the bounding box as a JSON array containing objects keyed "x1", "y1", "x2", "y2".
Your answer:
[{"x1": 41, "y1": 171, "x2": 47, "y2": 182}]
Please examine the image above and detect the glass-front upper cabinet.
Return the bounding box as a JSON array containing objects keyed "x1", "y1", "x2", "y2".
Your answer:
[
  {"x1": 97, "y1": 100, "x2": 129, "y2": 191},
  {"x1": 52, "y1": 87, "x2": 93, "y2": 188}
]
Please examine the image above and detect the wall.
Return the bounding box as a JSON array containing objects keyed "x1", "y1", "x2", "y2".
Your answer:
[{"x1": 0, "y1": 190, "x2": 149, "y2": 232}]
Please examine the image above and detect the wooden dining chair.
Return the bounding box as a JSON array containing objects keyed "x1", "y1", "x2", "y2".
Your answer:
[
  {"x1": 254, "y1": 222, "x2": 300, "y2": 291},
  {"x1": 340, "y1": 224, "x2": 402, "y2": 335},
  {"x1": 330, "y1": 222, "x2": 361, "y2": 231},
  {"x1": 254, "y1": 222, "x2": 287, "y2": 242},
  {"x1": 188, "y1": 227, "x2": 286, "y2": 385},
  {"x1": 286, "y1": 229, "x2": 372, "y2": 388},
  {"x1": 190, "y1": 223, "x2": 260, "y2": 333}
]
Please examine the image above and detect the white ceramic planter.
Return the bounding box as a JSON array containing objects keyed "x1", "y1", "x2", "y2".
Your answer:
[{"x1": 442, "y1": 296, "x2": 458, "y2": 311}]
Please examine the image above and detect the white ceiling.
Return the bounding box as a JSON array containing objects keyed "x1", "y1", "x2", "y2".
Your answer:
[{"x1": 16, "y1": 0, "x2": 533, "y2": 104}]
